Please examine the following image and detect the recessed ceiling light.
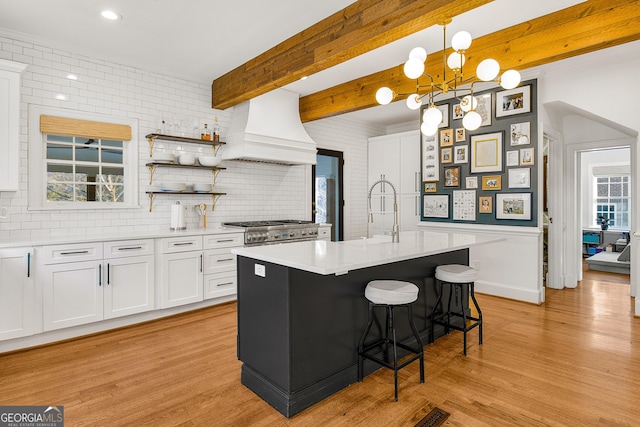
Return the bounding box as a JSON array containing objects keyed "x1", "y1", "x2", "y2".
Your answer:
[
  {"x1": 101, "y1": 10, "x2": 121, "y2": 20},
  {"x1": 300, "y1": 76, "x2": 308, "y2": 81},
  {"x1": 66, "y1": 74, "x2": 78, "y2": 81},
  {"x1": 55, "y1": 94, "x2": 68, "y2": 101}
]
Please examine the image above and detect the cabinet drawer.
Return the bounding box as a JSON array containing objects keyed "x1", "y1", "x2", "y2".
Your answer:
[
  {"x1": 203, "y1": 233, "x2": 244, "y2": 249},
  {"x1": 204, "y1": 272, "x2": 237, "y2": 300},
  {"x1": 160, "y1": 236, "x2": 203, "y2": 254},
  {"x1": 40, "y1": 242, "x2": 103, "y2": 265},
  {"x1": 203, "y1": 248, "x2": 236, "y2": 275},
  {"x1": 104, "y1": 239, "x2": 154, "y2": 258}
]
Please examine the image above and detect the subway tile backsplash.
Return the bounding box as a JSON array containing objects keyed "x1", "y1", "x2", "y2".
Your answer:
[{"x1": 0, "y1": 33, "x2": 384, "y2": 241}]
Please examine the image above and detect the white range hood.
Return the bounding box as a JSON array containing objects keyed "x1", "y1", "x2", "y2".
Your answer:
[{"x1": 222, "y1": 88, "x2": 317, "y2": 165}]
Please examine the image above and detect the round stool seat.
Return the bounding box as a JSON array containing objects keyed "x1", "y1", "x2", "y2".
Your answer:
[
  {"x1": 435, "y1": 264, "x2": 478, "y2": 283},
  {"x1": 365, "y1": 280, "x2": 419, "y2": 305}
]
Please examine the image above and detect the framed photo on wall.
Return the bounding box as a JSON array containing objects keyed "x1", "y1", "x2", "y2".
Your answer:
[
  {"x1": 496, "y1": 85, "x2": 531, "y2": 117},
  {"x1": 508, "y1": 168, "x2": 531, "y2": 188},
  {"x1": 440, "y1": 129, "x2": 453, "y2": 147},
  {"x1": 423, "y1": 194, "x2": 449, "y2": 218},
  {"x1": 441, "y1": 147, "x2": 452, "y2": 163},
  {"x1": 496, "y1": 192, "x2": 532, "y2": 220},
  {"x1": 479, "y1": 196, "x2": 492, "y2": 213},
  {"x1": 506, "y1": 150, "x2": 519, "y2": 167},
  {"x1": 454, "y1": 145, "x2": 468, "y2": 164},
  {"x1": 424, "y1": 182, "x2": 437, "y2": 193},
  {"x1": 481, "y1": 175, "x2": 502, "y2": 190},
  {"x1": 476, "y1": 93, "x2": 492, "y2": 127},
  {"x1": 520, "y1": 147, "x2": 535, "y2": 166},
  {"x1": 471, "y1": 132, "x2": 503, "y2": 173},
  {"x1": 444, "y1": 166, "x2": 460, "y2": 188},
  {"x1": 455, "y1": 128, "x2": 466, "y2": 142},
  {"x1": 421, "y1": 133, "x2": 439, "y2": 182},
  {"x1": 465, "y1": 176, "x2": 478, "y2": 189},
  {"x1": 510, "y1": 122, "x2": 531, "y2": 145}
]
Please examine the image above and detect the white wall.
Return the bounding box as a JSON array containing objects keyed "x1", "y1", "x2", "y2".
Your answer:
[{"x1": 0, "y1": 33, "x2": 382, "y2": 241}]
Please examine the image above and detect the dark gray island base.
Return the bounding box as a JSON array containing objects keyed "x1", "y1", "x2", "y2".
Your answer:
[{"x1": 236, "y1": 249, "x2": 469, "y2": 418}]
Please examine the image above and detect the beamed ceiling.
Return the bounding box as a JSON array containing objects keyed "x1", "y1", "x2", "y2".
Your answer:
[{"x1": 211, "y1": 0, "x2": 640, "y2": 123}]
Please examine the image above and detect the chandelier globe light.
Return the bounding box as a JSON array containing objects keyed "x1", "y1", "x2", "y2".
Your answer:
[{"x1": 374, "y1": 20, "x2": 522, "y2": 135}]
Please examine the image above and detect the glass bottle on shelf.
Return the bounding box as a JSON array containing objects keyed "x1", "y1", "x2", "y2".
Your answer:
[
  {"x1": 213, "y1": 116, "x2": 220, "y2": 142},
  {"x1": 201, "y1": 123, "x2": 211, "y2": 141}
]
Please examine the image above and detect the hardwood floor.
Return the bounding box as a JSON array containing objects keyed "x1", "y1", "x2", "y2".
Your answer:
[{"x1": 1, "y1": 268, "x2": 638, "y2": 426}]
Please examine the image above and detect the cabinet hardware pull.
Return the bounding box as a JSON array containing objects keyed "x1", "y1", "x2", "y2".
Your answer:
[
  {"x1": 217, "y1": 258, "x2": 234, "y2": 262},
  {"x1": 117, "y1": 246, "x2": 143, "y2": 251},
  {"x1": 200, "y1": 254, "x2": 203, "y2": 272},
  {"x1": 98, "y1": 264, "x2": 102, "y2": 286},
  {"x1": 107, "y1": 263, "x2": 110, "y2": 285},
  {"x1": 216, "y1": 239, "x2": 234, "y2": 243},
  {"x1": 27, "y1": 252, "x2": 31, "y2": 278},
  {"x1": 174, "y1": 242, "x2": 194, "y2": 246},
  {"x1": 217, "y1": 282, "x2": 233, "y2": 287},
  {"x1": 60, "y1": 250, "x2": 89, "y2": 255}
]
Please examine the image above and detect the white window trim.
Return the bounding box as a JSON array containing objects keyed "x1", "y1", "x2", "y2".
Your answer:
[{"x1": 28, "y1": 105, "x2": 139, "y2": 210}]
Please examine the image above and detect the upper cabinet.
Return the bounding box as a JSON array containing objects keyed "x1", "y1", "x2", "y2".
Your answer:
[{"x1": 0, "y1": 60, "x2": 27, "y2": 192}]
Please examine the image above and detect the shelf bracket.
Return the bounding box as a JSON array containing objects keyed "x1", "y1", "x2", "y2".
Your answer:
[
  {"x1": 148, "y1": 165, "x2": 157, "y2": 185},
  {"x1": 210, "y1": 194, "x2": 222, "y2": 212},
  {"x1": 211, "y1": 169, "x2": 221, "y2": 186},
  {"x1": 147, "y1": 135, "x2": 158, "y2": 157},
  {"x1": 148, "y1": 193, "x2": 155, "y2": 212}
]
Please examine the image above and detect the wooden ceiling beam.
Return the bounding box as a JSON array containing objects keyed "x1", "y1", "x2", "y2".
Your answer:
[
  {"x1": 299, "y1": 0, "x2": 640, "y2": 122},
  {"x1": 211, "y1": 0, "x2": 493, "y2": 110}
]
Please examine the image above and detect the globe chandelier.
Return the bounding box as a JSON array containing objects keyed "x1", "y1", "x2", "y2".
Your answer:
[{"x1": 375, "y1": 20, "x2": 522, "y2": 136}]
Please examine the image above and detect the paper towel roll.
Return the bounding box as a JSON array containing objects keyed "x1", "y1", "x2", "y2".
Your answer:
[{"x1": 170, "y1": 201, "x2": 186, "y2": 231}]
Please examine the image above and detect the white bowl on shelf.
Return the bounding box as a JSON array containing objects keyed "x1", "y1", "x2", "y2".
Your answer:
[
  {"x1": 192, "y1": 183, "x2": 213, "y2": 193},
  {"x1": 153, "y1": 152, "x2": 175, "y2": 163},
  {"x1": 198, "y1": 155, "x2": 221, "y2": 167},
  {"x1": 178, "y1": 153, "x2": 195, "y2": 165},
  {"x1": 161, "y1": 182, "x2": 186, "y2": 192}
]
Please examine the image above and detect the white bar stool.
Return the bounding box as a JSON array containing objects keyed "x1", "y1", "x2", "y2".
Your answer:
[
  {"x1": 357, "y1": 280, "x2": 424, "y2": 401},
  {"x1": 430, "y1": 264, "x2": 482, "y2": 356}
]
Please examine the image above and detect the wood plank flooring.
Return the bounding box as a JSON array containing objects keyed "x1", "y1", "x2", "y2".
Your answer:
[{"x1": 1, "y1": 267, "x2": 638, "y2": 426}]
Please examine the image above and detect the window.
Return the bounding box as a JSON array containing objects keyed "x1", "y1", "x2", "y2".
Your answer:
[
  {"x1": 46, "y1": 135, "x2": 125, "y2": 203},
  {"x1": 29, "y1": 106, "x2": 139, "y2": 210},
  {"x1": 594, "y1": 176, "x2": 630, "y2": 228}
]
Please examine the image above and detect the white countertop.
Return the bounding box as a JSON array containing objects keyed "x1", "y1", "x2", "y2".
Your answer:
[
  {"x1": 0, "y1": 225, "x2": 245, "y2": 249},
  {"x1": 232, "y1": 230, "x2": 503, "y2": 275}
]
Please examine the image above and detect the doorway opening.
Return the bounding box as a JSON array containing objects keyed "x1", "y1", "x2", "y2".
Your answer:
[
  {"x1": 578, "y1": 147, "x2": 631, "y2": 280},
  {"x1": 312, "y1": 149, "x2": 344, "y2": 241}
]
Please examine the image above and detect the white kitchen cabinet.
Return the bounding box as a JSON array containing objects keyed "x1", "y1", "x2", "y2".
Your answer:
[
  {"x1": 103, "y1": 240, "x2": 155, "y2": 319},
  {"x1": 318, "y1": 224, "x2": 331, "y2": 241},
  {"x1": 0, "y1": 60, "x2": 27, "y2": 192},
  {"x1": 42, "y1": 239, "x2": 155, "y2": 331},
  {"x1": 203, "y1": 233, "x2": 243, "y2": 300},
  {"x1": 368, "y1": 130, "x2": 421, "y2": 235},
  {"x1": 157, "y1": 236, "x2": 204, "y2": 308},
  {"x1": 0, "y1": 247, "x2": 35, "y2": 341},
  {"x1": 42, "y1": 259, "x2": 103, "y2": 331}
]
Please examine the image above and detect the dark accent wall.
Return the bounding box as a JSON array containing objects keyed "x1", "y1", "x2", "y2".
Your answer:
[{"x1": 419, "y1": 79, "x2": 538, "y2": 226}]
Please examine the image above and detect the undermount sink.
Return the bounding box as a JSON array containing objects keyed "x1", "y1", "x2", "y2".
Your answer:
[{"x1": 345, "y1": 235, "x2": 393, "y2": 245}]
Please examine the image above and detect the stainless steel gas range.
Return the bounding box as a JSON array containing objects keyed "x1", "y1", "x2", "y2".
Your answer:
[{"x1": 223, "y1": 220, "x2": 319, "y2": 247}]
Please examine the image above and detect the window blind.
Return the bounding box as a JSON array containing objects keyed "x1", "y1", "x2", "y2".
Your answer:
[{"x1": 40, "y1": 115, "x2": 132, "y2": 141}]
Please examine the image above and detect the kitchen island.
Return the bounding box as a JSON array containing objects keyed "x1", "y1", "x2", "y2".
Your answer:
[{"x1": 232, "y1": 230, "x2": 502, "y2": 417}]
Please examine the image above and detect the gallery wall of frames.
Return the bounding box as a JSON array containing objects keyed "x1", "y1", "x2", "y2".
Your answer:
[{"x1": 420, "y1": 79, "x2": 538, "y2": 226}]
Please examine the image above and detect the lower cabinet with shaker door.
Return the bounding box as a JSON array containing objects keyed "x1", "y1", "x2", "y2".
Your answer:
[
  {"x1": 41, "y1": 242, "x2": 104, "y2": 331},
  {"x1": 0, "y1": 247, "x2": 35, "y2": 341},
  {"x1": 202, "y1": 233, "x2": 243, "y2": 299},
  {"x1": 156, "y1": 236, "x2": 204, "y2": 308},
  {"x1": 41, "y1": 240, "x2": 155, "y2": 331},
  {"x1": 103, "y1": 240, "x2": 155, "y2": 319}
]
